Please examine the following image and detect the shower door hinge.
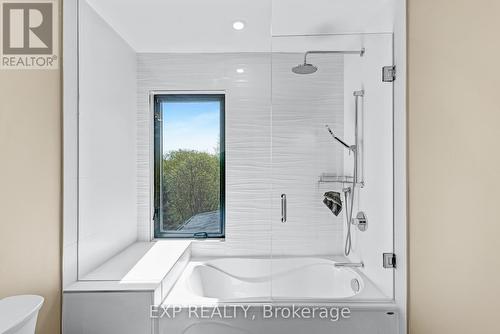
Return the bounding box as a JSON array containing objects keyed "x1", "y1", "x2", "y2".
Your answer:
[
  {"x1": 383, "y1": 253, "x2": 396, "y2": 268},
  {"x1": 382, "y1": 66, "x2": 396, "y2": 82}
]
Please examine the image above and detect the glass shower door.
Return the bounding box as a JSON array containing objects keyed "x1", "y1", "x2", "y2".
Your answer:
[{"x1": 271, "y1": 33, "x2": 395, "y2": 301}]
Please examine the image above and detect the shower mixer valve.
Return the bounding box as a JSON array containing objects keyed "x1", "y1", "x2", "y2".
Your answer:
[{"x1": 352, "y1": 211, "x2": 368, "y2": 232}]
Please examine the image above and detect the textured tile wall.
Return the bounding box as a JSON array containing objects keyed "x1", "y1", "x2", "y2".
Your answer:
[{"x1": 137, "y1": 53, "x2": 345, "y2": 256}]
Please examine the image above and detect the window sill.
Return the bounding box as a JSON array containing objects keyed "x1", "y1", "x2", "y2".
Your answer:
[{"x1": 153, "y1": 237, "x2": 225, "y2": 242}]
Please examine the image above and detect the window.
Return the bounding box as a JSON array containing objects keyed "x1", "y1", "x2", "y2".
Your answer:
[{"x1": 154, "y1": 94, "x2": 225, "y2": 238}]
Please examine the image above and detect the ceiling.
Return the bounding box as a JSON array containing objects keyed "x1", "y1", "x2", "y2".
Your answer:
[
  {"x1": 85, "y1": 0, "x2": 396, "y2": 53},
  {"x1": 85, "y1": 0, "x2": 272, "y2": 53}
]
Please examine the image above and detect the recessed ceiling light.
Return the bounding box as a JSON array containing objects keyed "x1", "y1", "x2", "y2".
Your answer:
[
  {"x1": 233, "y1": 21, "x2": 245, "y2": 30},
  {"x1": 236, "y1": 68, "x2": 244, "y2": 74}
]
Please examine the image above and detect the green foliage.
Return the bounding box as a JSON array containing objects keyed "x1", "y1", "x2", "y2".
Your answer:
[{"x1": 162, "y1": 150, "x2": 220, "y2": 230}]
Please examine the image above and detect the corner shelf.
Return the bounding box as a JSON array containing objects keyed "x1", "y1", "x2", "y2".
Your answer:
[{"x1": 318, "y1": 173, "x2": 365, "y2": 187}]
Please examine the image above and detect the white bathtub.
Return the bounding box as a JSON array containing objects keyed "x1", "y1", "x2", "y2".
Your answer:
[
  {"x1": 188, "y1": 257, "x2": 363, "y2": 301},
  {"x1": 160, "y1": 257, "x2": 398, "y2": 334},
  {"x1": 164, "y1": 257, "x2": 388, "y2": 305}
]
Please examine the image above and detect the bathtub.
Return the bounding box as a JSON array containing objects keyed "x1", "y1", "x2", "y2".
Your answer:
[
  {"x1": 187, "y1": 257, "x2": 363, "y2": 301},
  {"x1": 158, "y1": 257, "x2": 399, "y2": 333},
  {"x1": 164, "y1": 256, "x2": 388, "y2": 304}
]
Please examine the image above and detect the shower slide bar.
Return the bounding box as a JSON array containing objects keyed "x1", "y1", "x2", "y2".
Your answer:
[{"x1": 322, "y1": 89, "x2": 365, "y2": 186}]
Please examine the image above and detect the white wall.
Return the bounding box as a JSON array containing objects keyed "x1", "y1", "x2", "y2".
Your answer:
[
  {"x1": 77, "y1": 1, "x2": 138, "y2": 277},
  {"x1": 272, "y1": 0, "x2": 397, "y2": 36}
]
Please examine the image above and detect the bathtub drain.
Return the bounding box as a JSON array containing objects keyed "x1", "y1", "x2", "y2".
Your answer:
[{"x1": 350, "y1": 278, "x2": 360, "y2": 293}]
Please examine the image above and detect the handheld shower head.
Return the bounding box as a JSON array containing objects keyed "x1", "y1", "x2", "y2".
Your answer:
[{"x1": 325, "y1": 125, "x2": 355, "y2": 151}]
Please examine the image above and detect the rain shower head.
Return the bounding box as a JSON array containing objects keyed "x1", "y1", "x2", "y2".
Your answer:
[
  {"x1": 292, "y1": 63, "x2": 318, "y2": 75},
  {"x1": 291, "y1": 49, "x2": 365, "y2": 75}
]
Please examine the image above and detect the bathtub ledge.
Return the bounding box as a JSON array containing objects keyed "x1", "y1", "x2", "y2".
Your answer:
[{"x1": 64, "y1": 240, "x2": 191, "y2": 302}]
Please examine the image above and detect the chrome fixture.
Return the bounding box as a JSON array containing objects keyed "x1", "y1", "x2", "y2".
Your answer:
[
  {"x1": 382, "y1": 65, "x2": 396, "y2": 82},
  {"x1": 354, "y1": 90, "x2": 365, "y2": 97},
  {"x1": 319, "y1": 174, "x2": 354, "y2": 183},
  {"x1": 291, "y1": 63, "x2": 318, "y2": 75},
  {"x1": 292, "y1": 49, "x2": 365, "y2": 75},
  {"x1": 334, "y1": 262, "x2": 364, "y2": 268},
  {"x1": 281, "y1": 194, "x2": 287, "y2": 223},
  {"x1": 353, "y1": 211, "x2": 368, "y2": 232},
  {"x1": 383, "y1": 253, "x2": 396, "y2": 269},
  {"x1": 342, "y1": 187, "x2": 355, "y2": 256},
  {"x1": 325, "y1": 90, "x2": 364, "y2": 256}
]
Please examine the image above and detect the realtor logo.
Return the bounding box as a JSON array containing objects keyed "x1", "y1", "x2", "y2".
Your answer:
[{"x1": 1, "y1": 0, "x2": 58, "y2": 69}]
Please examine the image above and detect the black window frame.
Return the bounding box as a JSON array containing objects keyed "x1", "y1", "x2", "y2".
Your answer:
[{"x1": 153, "y1": 93, "x2": 225, "y2": 239}]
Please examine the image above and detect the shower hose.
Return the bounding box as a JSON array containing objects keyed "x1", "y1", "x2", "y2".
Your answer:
[{"x1": 344, "y1": 149, "x2": 358, "y2": 256}]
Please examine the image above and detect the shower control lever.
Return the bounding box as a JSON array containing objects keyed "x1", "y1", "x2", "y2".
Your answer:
[{"x1": 281, "y1": 194, "x2": 287, "y2": 223}]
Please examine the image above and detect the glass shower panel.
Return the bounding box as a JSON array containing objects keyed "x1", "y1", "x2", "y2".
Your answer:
[{"x1": 271, "y1": 34, "x2": 395, "y2": 301}]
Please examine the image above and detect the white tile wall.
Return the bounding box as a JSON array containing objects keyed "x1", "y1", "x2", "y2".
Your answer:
[{"x1": 78, "y1": 1, "x2": 138, "y2": 277}]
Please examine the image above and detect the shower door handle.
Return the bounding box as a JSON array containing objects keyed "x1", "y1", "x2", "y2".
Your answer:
[{"x1": 281, "y1": 194, "x2": 287, "y2": 223}]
